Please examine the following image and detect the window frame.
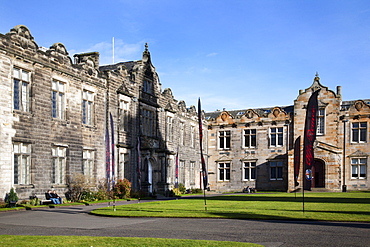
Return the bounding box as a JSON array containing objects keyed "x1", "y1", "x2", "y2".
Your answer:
[
  {"x1": 141, "y1": 108, "x2": 156, "y2": 136},
  {"x1": 351, "y1": 158, "x2": 367, "y2": 179},
  {"x1": 270, "y1": 127, "x2": 284, "y2": 147},
  {"x1": 316, "y1": 107, "x2": 325, "y2": 135},
  {"x1": 244, "y1": 129, "x2": 256, "y2": 148},
  {"x1": 82, "y1": 90, "x2": 94, "y2": 125},
  {"x1": 13, "y1": 67, "x2": 31, "y2": 112},
  {"x1": 351, "y1": 122, "x2": 367, "y2": 143},
  {"x1": 83, "y1": 149, "x2": 94, "y2": 181},
  {"x1": 219, "y1": 130, "x2": 231, "y2": 149},
  {"x1": 13, "y1": 142, "x2": 31, "y2": 185},
  {"x1": 52, "y1": 146, "x2": 67, "y2": 184},
  {"x1": 243, "y1": 161, "x2": 256, "y2": 181},
  {"x1": 52, "y1": 80, "x2": 66, "y2": 119},
  {"x1": 218, "y1": 162, "x2": 231, "y2": 181},
  {"x1": 119, "y1": 100, "x2": 129, "y2": 132},
  {"x1": 270, "y1": 160, "x2": 283, "y2": 180}
]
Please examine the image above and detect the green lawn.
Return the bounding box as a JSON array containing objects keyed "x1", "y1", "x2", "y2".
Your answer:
[
  {"x1": 91, "y1": 192, "x2": 370, "y2": 222},
  {"x1": 0, "y1": 235, "x2": 260, "y2": 247}
]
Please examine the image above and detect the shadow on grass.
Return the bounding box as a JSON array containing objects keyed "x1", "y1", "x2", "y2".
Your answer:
[{"x1": 206, "y1": 195, "x2": 370, "y2": 204}]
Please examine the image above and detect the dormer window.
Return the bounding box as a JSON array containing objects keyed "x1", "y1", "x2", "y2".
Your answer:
[{"x1": 143, "y1": 80, "x2": 152, "y2": 94}]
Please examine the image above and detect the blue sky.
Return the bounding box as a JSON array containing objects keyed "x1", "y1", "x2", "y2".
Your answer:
[{"x1": 1, "y1": 0, "x2": 370, "y2": 112}]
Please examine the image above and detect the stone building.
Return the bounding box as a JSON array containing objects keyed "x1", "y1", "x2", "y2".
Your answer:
[
  {"x1": 0, "y1": 25, "x2": 368, "y2": 200},
  {"x1": 0, "y1": 25, "x2": 203, "y2": 200},
  {"x1": 205, "y1": 74, "x2": 370, "y2": 192}
]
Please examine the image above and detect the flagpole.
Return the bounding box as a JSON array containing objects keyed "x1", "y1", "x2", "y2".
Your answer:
[{"x1": 198, "y1": 98, "x2": 208, "y2": 211}]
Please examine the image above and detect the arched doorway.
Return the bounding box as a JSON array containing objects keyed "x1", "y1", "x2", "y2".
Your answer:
[{"x1": 312, "y1": 159, "x2": 325, "y2": 188}]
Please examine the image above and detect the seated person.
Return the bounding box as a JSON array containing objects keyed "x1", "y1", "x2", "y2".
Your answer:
[
  {"x1": 45, "y1": 190, "x2": 60, "y2": 204},
  {"x1": 51, "y1": 190, "x2": 63, "y2": 204}
]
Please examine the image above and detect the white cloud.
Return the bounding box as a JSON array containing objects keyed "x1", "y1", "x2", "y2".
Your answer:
[{"x1": 206, "y1": 52, "x2": 218, "y2": 57}]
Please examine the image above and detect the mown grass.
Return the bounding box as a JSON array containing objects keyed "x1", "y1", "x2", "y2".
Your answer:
[
  {"x1": 0, "y1": 235, "x2": 260, "y2": 247},
  {"x1": 91, "y1": 192, "x2": 370, "y2": 222}
]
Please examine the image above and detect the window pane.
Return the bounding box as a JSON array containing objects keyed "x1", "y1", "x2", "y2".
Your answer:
[
  {"x1": 225, "y1": 169, "x2": 230, "y2": 180},
  {"x1": 219, "y1": 169, "x2": 224, "y2": 180},
  {"x1": 271, "y1": 167, "x2": 276, "y2": 179},
  {"x1": 22, "y1": 70, "x2": 29, "y2": 81},
  {"x1": 244, "y1": 168, "x2": 249, "y2": 179},
  {"x1": 14, "y1": 80, "x2": 20, "y2": 110},
  {"x1": 352, "y1": 165, "x2": 358, "y2": 177},
  {"x1": 13, "y1": 68, "x2": 20, "y2": 78},
  {"x1": 251, "y1": 167, "x2": 256, "y2": 179},
  {"x1": 360, "y1": 165, "x2": 366, "y2": 177}
]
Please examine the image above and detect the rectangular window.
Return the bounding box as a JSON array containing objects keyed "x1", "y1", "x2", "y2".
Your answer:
[
  {"x1": 219, "y1": 130, "x2": 231, "y2": 149},
  {"x1": 218, "y1": 162, "x2": 230, "y2": 181},
  {"x1": 317, "y1": 108, "x2": 325, "y2": 135},
  {"x1": 52, "y1": 146, "x2": 66, "y2": 184},
  {"x1": 270, "y1": 127, "x2": 283, "y2": 147},
  {"x1": 352, "y1": 122, "x2": 367, "y2": 143},
  {"x1": 180, "y1": 122, "x2": 185, "y2": 146},
  {"x1": 166, "y1": 116, "x2": 173, "y2": 142},
  {"x1": 351, "y1": 158, "x2": 367, "y2": 179},
  {"x1": 179, "y1": 160, "x2": 185, "y2": 185},
  {"x1": 52, "y1": 80, "x2": 65, "y2": 119},
  {"x1": 82, "y1": 90, "x2": 94, "y2": 125},
  {"x1": 143, "y1": 80, "x2": 152, "y2": 94},
  {"x1": 141, "y1": 109, "x2": 155, "y2": 136},
  {"x1": 13, "y1": 143, "x2": 31, "y2": 185},
  {"x1": 83, "y1": 149, "x2": 94, "y2": 181},
  {"x1": 243, "y1": 161, "x2": 256, "y2": 180},
  {"x1": 190, "y1": 161, "x2": 195, "y2": 184},
  {"x1": 190, "y1": 126, "x2": 195, "y2": 148},
  {"x1": 270, "y1": 161, "x2": 283, "y2": 180},
  {"x1": 244, "y1": 129, "x2": 256, "y2": 148},
  {"x1": 119, "y1": 100, "x2": 129, "y2": 131},
  {"x1": 13, "y1": 67, "x2": 30, "y2": 112}
]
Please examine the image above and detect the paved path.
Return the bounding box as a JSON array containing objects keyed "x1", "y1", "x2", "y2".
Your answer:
[{"x1": 0, "y1": 199, "x2": 369, "y2": 247}]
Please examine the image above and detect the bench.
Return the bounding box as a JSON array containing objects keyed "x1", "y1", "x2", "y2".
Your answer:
[
  {"x1": 242, "y1": 187, "x2": 257, "y2": 193},
  {"x1": 30, "y1": 194, "x2": 53, "y2": 205}
]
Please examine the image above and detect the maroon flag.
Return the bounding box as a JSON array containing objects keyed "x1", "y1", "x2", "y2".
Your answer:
[
  {"x1": 294, "y1": 136, "x2": 301, "y2": 187},
  {"x1": 110, "y1": 113, "x2": 115, "y2": 190},
  {"x1": 105, "y1": 126, "x2": 111, "y2": 191},
  {"x1": 198, "y1": 98, "x2": 208, "y2": 190},
  {"x1": 175, "y1": 147, "x2": 179, "y2": 188},
  {"x1": 137, "y1": 137, "x2": 141, "y2": 191},
  {"x1": 303, "y1": 90, "x2": 320, "y2": 190}
]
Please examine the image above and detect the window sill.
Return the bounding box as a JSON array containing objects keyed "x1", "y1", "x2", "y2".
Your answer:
[{"x1": 14, "y1": 184, "x2": 35, "y2": 189}]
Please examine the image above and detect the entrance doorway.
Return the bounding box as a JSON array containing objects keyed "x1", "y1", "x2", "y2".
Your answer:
[{"x1": 312, "y1": 159, "x2": 325, "y2": 188}]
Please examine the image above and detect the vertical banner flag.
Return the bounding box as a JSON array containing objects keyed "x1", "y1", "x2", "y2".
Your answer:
[
  {"x1": 303, "y1": 89, "x2": 320, "y2": 190},
  {"x1": 175, "y1": 147, "x2": 179, "y2": 188},
  {"x1": 294, "y1": 136, "x2": 301, "y2": 187},
  {"x1": 105, "y1": 126, "x2": 111, "y2": 191},
  {"x1": 137, "y1": 137, "x2": 141, "y2": 191},
  {"x1": 198, "y1": 98, "x2": 208, "y2": 190},
  {"x1": 110, "y1": 113, "x2": 115, "y2": 190}
]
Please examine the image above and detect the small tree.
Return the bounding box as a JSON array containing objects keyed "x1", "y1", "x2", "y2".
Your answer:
[
  {"x1": 113, "y1": 179, "x2": 132, "y2": 199},
  {"x1": 5, "y1": 188, "x2": 18, "y2": 207}
]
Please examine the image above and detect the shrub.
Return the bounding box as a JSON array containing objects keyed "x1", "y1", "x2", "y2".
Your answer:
[
  {"x1": 113, "y1": 179, "x2": 131, "y2": 199},
  {"x1": 66, "y1": 173, "x2": 92, "y2": 202},
  {"x1": 178, "y1": 183, "x2": 186, "y2": 194},
  {"x1": 5, "y1": 188, "x2": 18, "y2": 203}
]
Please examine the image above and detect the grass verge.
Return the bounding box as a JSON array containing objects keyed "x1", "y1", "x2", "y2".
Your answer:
[
  {"x1": 91, "y1": 192, "x2": 370, "y2": 222},
  {"x1": 0, "y1": 235, "x2": 260, "y2": 247}
]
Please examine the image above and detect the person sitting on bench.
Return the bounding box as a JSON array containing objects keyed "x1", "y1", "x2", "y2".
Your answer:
[
  {"x1": 45, "y1": 190, "x2": 60, "y2": 204},
  {"x1": 51, "y1": 190, "x2": 63, "y2": 204}
]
